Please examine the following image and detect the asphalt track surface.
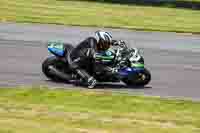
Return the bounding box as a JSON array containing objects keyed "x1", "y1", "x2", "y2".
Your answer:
[{"x1": 0, "y1": 23, "x2": 200, "y2": 100}]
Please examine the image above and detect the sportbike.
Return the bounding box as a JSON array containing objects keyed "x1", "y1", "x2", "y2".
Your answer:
[{"x1": 42, "y1": 41, "x2": 151, "y2": 87}]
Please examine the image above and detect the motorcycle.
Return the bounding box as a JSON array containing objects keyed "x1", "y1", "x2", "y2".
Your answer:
[{"x1": 42, "y1": 40, "x2": 151, "y2": 87}]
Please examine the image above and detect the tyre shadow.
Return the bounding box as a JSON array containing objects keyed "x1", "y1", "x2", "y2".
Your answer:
[
  {"x1": 45, "y1": 80, "x2": 152, "y2": 90},
  {"x1": 94, "y1": 83, "x2": 152, "y2": 90}
]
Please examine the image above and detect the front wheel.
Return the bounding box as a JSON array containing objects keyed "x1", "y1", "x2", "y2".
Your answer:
[{"x1": 122, "y1": 68, "x2": 151, "y2": 87}]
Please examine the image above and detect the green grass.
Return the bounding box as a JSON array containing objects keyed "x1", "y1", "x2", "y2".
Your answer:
[
  {"x1": 0, "y1": 0, "x2": 200, "y2": 33},
  {"x1": 178, "y1": 0, "x2": 200, "y2": 2},
  {"x1": 0, "y1": 86, "x2": 200, "y2": 133}
]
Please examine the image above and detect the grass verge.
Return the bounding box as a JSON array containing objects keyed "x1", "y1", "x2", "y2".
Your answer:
[
  {"x1": 0, "y1": 86, "x2": 200, "y2": 133},
  {"x1": 0, "y1": 0, "x2": 200, "y2": 33}
]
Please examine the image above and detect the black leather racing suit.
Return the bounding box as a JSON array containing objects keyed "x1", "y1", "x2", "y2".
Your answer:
[
  {"x1": 68, "y1": 37, "x2": 97, "y2": 84},
  {"x1": 68, "y1": 37, "x2": 120, "y2": 85}
]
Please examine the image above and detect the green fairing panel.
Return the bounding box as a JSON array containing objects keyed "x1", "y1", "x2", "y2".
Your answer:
[{"x1": 131, "y1": 63, "x2": 144, "y2": 68}]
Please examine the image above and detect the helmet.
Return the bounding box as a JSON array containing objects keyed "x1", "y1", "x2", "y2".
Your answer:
[{"x1": 95, "y1": 31, "x2": 112, "y2": 51}]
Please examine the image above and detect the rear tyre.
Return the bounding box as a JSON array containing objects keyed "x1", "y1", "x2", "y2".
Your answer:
[
  {"x1": 42, "y1": 56, "x2": 72, "y2": 82},
  {"x1": 123, "y1": 68, "x2": 151, "y2": 87}
]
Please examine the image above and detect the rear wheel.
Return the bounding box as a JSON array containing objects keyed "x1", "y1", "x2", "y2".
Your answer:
[
  {"x1": 123, "y1": 68, "x2": 151, "y2": 87},
  {"x1": 42, "y1": 56, "x2": 72, "y2": 82}
]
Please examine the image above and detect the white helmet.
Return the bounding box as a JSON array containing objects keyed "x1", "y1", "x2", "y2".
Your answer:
[{"x1": 95, "y1": 30, "x2": 112, "y2": 50}]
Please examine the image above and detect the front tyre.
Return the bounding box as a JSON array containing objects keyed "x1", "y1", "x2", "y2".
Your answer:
[{"x1": 123, "y1": 68, "x2": 151, "y2": 87}]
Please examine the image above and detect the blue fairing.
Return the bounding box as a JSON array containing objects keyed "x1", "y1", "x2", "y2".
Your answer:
[
  {"x1": 48, "y1": 47, "x2": 64, "y2": 57},
  {"x1": 118, "y1": 67, "x2": 144, "y2": 76}
]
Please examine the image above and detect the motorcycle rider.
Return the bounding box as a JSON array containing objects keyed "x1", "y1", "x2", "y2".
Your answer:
[{"x1": 68, "y1": 30, "x2": 122, "y2": 88}]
